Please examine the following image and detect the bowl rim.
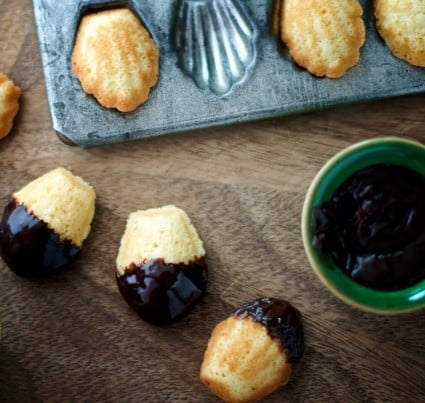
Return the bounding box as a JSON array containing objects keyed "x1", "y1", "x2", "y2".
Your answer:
[{"x1": 302, "y1": 136, "x2": 425, "y2": 314}]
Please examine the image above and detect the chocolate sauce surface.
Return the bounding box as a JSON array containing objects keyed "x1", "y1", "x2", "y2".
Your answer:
[
  {"x1": 116, "y1": 257, "x2": 208, "y2": 326},
  {"x1": 0, "y1": 197, "x2": 80, "y2": 277},
  {"x1": 312, "y1": 164, "x2": 425, "y2": 291},
  {"x1": 233, "y1": 297, "x2": 304, "y2": 363}
]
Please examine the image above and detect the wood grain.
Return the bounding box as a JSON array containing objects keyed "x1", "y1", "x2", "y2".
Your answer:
[{"x1": 1, "y1": 1, "x2": 424, "y2": 402}]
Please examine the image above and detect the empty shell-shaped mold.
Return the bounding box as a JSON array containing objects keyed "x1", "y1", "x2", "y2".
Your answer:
[{"x1": 174, "y1": 0, "x2": 258, "y2": 95}]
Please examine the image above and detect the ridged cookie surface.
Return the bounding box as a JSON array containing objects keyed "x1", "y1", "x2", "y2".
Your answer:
[
  {"x1": 72, "y1": 8, "x2": 159, "y2": 112},
  {"x1": 116, "y1": 205, "x2": 205, "y2": 275},
  {"x1": 374, "y1": 0, "x2": 425, "y2": 67},
  {"x1": 201, "y1": 317, "x2": 291, "y2": 402},
  {"x1": 13, "y1": 167, "x2": 96, "y2": 247},
  {"x1": 280, "y1": 0, "x2": 365, "y2": 78},
  {"x1": 200, "y1": 297, "x2": 304, "y2": 403},
  {"x1": 0, "y1": 72, "x2": 20, "y2": 139}
]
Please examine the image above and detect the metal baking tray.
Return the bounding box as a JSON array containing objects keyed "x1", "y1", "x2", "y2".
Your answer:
[{"x1": 33, "y1": 0, "x2": 425, "y2": 148}]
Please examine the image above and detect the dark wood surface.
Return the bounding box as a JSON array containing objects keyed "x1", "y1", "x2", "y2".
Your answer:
[{"x1": 1, "y1": 1, "x2": 424, "y2": 401}]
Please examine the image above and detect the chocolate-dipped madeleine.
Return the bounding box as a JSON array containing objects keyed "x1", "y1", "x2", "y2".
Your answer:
[
  {"x1": 200, "y1": 297, "x2": 304, "y2": 402},
  {"x1": 116, "y1": 205, "x2": 207, "y2": 325},
  {"x1": 0, "y1": 167, "x2": 95, "y2": 277}
]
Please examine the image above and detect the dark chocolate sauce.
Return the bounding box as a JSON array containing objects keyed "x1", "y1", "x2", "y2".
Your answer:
[
  {"x1": 233, "y1": 297, "x2": 304, "y2": 363},
  {"x1": 0, "y1": 197, "x2": 80, "y2": 277},
  {"x1": 116, "y1": 257, "x2": 208, "y2": 326},
  {"x1": 312, "y1": 164, "x2": 425, "y2": 291}
]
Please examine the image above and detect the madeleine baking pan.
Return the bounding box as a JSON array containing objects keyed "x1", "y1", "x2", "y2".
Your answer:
[{"x1": 33, "y1": 0, "x2": 425, "y2": 147}]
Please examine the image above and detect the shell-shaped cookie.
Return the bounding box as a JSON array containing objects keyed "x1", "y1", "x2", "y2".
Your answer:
[
  {"x1": 374, "y1": 0, "x2": 425, "y2": 67},
  {"x1": 115, "y1": 205, "x2": 208, "y2": 325},
  {"x1": 174, "y1": 0, "x2": 257, "y2": 95},
  {"x1": 0, "y1": 167, "x2": 95, "y2": 277},
  {"x1": 72, "y1": 8, "x2": 159, "y2": 112},
  {"x1": 200, "y1": 297, "x2": 304, "y2": 402},
  {"x1": 280, "y1": 0, "x2": 365, "y2": 78}
]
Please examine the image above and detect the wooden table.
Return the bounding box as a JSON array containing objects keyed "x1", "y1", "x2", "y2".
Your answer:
[{"x1": 1, "y1": 1, "x2": 424, "y2": 401}]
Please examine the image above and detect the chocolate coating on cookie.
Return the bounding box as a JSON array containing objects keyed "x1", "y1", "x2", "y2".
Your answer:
[
  {"x1": 116, "y1": 257, "x2": 208, "y2": 326},
  {"x1": 234, "y1": 297, "x2": 304, "y2": 363},
  {"x1": 0, "y1": 197, "x2": 80, "y2": 277}
]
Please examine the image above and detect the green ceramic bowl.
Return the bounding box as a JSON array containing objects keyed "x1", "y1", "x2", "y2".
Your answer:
[{"x1": 302, "y1": 137, "x2": 425, "y2": 314}]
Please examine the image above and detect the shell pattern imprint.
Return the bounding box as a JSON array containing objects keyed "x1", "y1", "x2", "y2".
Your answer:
[{"x1": 174, "y1": 0, "x2": 258, "y2": 96}]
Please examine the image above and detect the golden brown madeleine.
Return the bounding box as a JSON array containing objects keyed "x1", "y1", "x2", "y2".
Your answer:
[
  {"x1": 0, "y1": 72, "x2": 20, "y2": 139},
  {"x1": 200, "y1": 297, "x2": 304, "y2": 402},
  {"x1": 374, "y1": 0, "x2": 425, "y2": 67},
  {"x1": 0, "y1": 167, "x2": 96, "y2": 277},
  {"x1": 72, "y1": 8, "x2": 159, "y2": 112},
  {"x1": 280, "y1": 0, "x2": 365, "y2": 78}
]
